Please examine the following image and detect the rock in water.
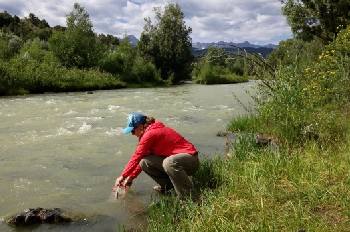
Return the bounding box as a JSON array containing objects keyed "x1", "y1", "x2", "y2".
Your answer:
[{"x1": 6, "y1": 208, "x2": 72, "y2": 226}]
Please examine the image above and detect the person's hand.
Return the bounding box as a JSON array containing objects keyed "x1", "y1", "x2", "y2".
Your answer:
[
  {"x1": 112, "y1": 176, "x2": 125, "y2": 191},
  {"x1": 123, "y1": 176, "x2": 133, "y2": 187}
]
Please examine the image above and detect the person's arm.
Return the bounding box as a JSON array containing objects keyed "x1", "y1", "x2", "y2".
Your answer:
[
  {"x1": 114, "y1": 132, "x2": 154, "y2": 187},
  {"x1": 112, "y1": 176, "x2": 133, "y2": 191}
]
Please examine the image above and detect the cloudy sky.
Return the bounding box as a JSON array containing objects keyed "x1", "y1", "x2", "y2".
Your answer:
[{"x1": 0, "y1": 0, "x2": 292, "y2": 45}]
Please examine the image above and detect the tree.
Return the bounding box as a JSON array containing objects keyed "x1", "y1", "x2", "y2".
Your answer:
[
  {"x1": 0, "y1": 11, "x2": 13, "y2": 27},
  {"x1": 49, "y1": 3, "x2": 104, "y2": 68},
  {"x1": 138, "y1": 3, "x2": 193, "y2": 83},
  {"x1": 282, "y1": 0, "x2": 350, "y2": 43},
  {"x1": 98, "y1": 33, "x2": 119, "y2": 49}
]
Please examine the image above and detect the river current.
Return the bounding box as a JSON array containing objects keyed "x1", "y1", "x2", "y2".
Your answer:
[{"x1": 0, "y1": 82, "x2": 256, "y2": 231}]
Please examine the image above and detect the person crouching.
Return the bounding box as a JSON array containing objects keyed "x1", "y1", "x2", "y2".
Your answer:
[{"x1": 113, "y1": 112, "x2": 199, "y2": 199}]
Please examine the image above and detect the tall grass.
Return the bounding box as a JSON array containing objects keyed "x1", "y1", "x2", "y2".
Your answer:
[{"x1": 148, "y1": 134, "x2": 350, "y2": 231}]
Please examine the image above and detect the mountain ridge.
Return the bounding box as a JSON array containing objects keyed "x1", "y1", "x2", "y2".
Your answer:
[{"x1": 125, "y1": 35, "x2": 275, "y2": 57}]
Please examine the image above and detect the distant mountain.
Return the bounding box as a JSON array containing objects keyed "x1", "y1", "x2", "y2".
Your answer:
[
  {"x1": 192, "y1": 40, "x2": 276, "y2": 58},
  {"x1": 124, "y1": 35, "x2": 275, "y2": 57},
  {"x1": 192, "y1": 41, "x2": 277, "y2": 49},
  {"x1": 192, "y1": 46, "x2": 274, "y2": 58},
  {"x1": 125, "y1": 35, "x2": 139, "y2": 46}
]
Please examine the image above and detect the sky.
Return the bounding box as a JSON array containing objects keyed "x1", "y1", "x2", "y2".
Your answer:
[{"x1": 0, "y1": 0, "x2": 293, "y2": 45}]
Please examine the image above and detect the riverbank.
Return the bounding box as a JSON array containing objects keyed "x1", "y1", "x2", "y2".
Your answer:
[{"x1": 147, "y1": 121, "x2": 350, "y2": 231}]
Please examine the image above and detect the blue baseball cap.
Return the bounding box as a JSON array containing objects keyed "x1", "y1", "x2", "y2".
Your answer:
[{"x1": 122, "y1": 112, "x2": 147, "y2": 134}]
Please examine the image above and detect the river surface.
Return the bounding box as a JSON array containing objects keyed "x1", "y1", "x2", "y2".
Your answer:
[{"x1": 0, "y1": 82, "x2": 256, "y2": 231}]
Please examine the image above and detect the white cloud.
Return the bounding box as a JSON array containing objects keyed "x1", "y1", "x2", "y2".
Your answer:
[{"x1": 0, "y1": 0, "x2": 292, "y2": 44}]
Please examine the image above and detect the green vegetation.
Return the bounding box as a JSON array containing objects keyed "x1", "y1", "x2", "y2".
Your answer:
[
  {"x1": 148, "y1": 138, "x2": 350, "y2": 231},
  {"x1": 227, "y1": 115, "x2": 259, "y2": 133},
  {"x1": 282, "y1": 0, "x2": 350, "y2": 43},
  {"x1": 0, "y1": 3, "x2": 195, "y2": 96},
  {"x1": 0, "y1": 57, "x2": 125, "y2": 95},
  {"x1": 138, "y1": 3, "x2": 193, "y2": 84},
  {"x1": 147, "y1": 8, "x2": 350, "y2": 232},
  {"x1": 48, "y1": 3, "x2": 104, "y2": 69},
  {"x1": 192, "y1": 47, "x2": 249, "y2": 84}
]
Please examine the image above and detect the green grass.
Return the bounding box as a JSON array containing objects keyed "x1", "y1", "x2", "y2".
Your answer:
[
  {"x1": 147, "y1": 133, "x2": 350, "y2": 232},
  {"x1": 227, "y1": 115, "x2": 260, "y2": 133}
]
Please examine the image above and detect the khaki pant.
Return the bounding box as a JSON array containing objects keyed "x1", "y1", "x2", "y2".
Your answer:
[{"x1": 139, "y1": 153, "x2": 199, "y2": 198}]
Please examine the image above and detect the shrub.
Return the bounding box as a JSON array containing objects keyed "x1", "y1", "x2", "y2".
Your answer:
[
  {"x1": 0, "y1": 56, "x2": 125, "y2": 95},
  {"x1": 193, "y1": 62, "x2": 248, "y2": 84},
  {"x1": 258, "y1": 25, "x2": 350, "y2": 145},
  {"x1": 130, "y1": 56, "x2": 162, "y2": 84}
]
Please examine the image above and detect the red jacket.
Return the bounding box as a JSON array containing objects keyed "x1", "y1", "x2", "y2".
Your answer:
[{"x1": 121, "y1": 121, "x2": 197, "y2": 179}]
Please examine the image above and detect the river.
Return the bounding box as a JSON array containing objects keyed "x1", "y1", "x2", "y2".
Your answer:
[{"x1": 0, "y1": 82, "x2": 256, "y2": 231}]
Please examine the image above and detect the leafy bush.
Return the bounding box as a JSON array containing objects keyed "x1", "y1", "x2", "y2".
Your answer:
[
  {"x1": 0, "y1": 56, "x2": 125, "y2": 95},
  {"x1": 268, "y1": 38, "x2": 324, "y2": 68},
  {"x1": 0, "y1": 32, "x2": 22, "y2": 59},
  {"x1": 99, "y1": 40, "x2": 162, "y2": 85},
  {"x1": 193, "y1": 47, "x2": 248, "y2": 84},
  {"x1": 258, "y1": 25, "x2": 350, "y2": 145},
  {"x1": 130, "y1": 56, "x2": 162, "y2": 84},
  {"x1": 193, "y1": 62, "x2": 248, "y2": 84}
]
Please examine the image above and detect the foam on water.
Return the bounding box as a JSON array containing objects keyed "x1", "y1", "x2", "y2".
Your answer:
[
  {"x1": 45, "y1": 99, "x2": 56, "y2": 105},
  {"x1": 90, "y1": 108, "x2": 100, "y2": 114},
  {"x1": 63, "y1": 110, "x2": 78, "y2": 115},
  {"x1": 78, "y1": 122, "x2": 92, "y2": 134},
  {"x1": 214, "y1": 105, "x2": 229, "y2": 109},
  {"x1": 57, "y1": 127, "x2": 73, "y2": 136},
  {"x1": 75, "y1": 116, "x2": 103, "y2": 121},
  {"x1": 108, "y1": 105, "x2": 121, "y2": 112},
  {"x1": 105, "y1": 127, "x2": 122, "y2": 136}
]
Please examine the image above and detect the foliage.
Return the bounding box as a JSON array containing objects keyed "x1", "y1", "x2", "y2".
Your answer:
[
  {"x1": 0, "y1": 54, "x2": 125, "y2": 95},
  {"x1": 97, "y1": 33, "x2": 119, "y2": 48},
  {"x1": 227, "y1": 115, "x2": 260, "y2": 133},
  {"x1": 18, "y1": 38, "x2": 53, "y2": 62},
  {"x1": 0, "y1": 32, "x2": 22, "y2": 59},
  {"x1": 193, "y1": 62, "x2": 248, "y2": 84},
  {"x1": 282, "y1": 0, "x2": 350, "y2": 43},
  {"x1": 130, "y1": 56, "x2": 162, "y2": 84},
  {"x1": 48, "y1": 3, "x2": 104, "y2": 68},
  {"x1": 258, "y1": 25, "x2": 350, "y2": 145},
  {"x1": 267, "y1": 38, "x2": 324, "y2": 68},
  {"x1": 0, "y1": 11, "x2": 52, "y2": 41},
  {"x1": 192, "y1": 47, "x2": 248, "y2": 84},
  {"x1": 99, "y1": 39, "x2": 162, "y2": 84},
  {"x1": 99, "y1": 39, "x2": 135, "y2": 76},
  {"x1": 138, "y1": 3, "x2": 193, "y2": 83}
]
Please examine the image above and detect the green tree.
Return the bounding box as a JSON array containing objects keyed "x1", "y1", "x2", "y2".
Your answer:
[
  {"x1": 48, "y1": 3, "x2": 104, "y2": 68},
  {"x1": 98, "y1": 33, "x2": 119, "y2": 48},
  {"x1": 205, "y1": 47, "x2": 228, "y2": 66},
  {"x1": 138, "y1": 3, "x2": 193, "y2": 83},
  {"x1": 99, "y1": 39, "x2": 135, "y2": 76},
  {"x1": 0, "y1": 32, "x2": 22, "y2": 59},
  {"x1": 282, "y1": 0, "x2": 350, "y2": 43},
  {"x1": 0, "y1": 11, "x2": 13, "y2": 27}
]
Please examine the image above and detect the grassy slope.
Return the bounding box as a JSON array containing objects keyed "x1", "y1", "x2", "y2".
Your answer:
[{"x1": 147, "y1": 129, "x2": 350, "y2": 232}]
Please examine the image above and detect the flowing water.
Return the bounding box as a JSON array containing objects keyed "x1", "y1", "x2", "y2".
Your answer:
[{"x1": 0, "y1": 82, "x2": 256, "y2": 231}]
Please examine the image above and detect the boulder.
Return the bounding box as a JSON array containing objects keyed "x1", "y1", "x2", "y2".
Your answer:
[{"x1": 5, "y1": 208, "x2": 72, "y2": 226}]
